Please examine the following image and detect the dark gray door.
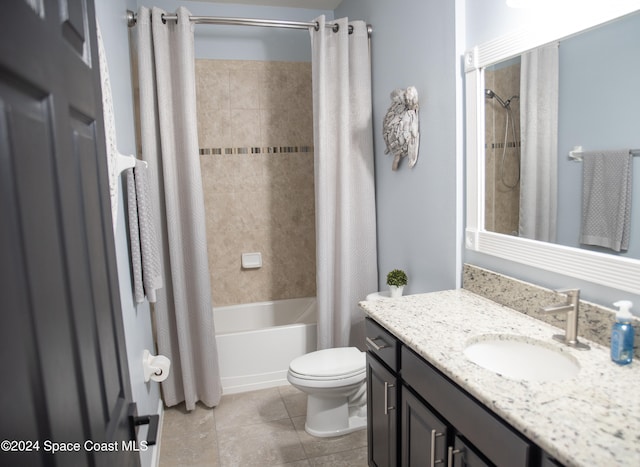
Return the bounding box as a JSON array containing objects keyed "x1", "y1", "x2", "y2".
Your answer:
[{"x1": 0, "y1": 2, "x2": 139, "y2": 466}]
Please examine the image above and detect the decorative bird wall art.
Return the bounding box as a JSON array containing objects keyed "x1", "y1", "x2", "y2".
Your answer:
[{"x1": 382, "y1": 86, "x2": 420, "y2": 171}]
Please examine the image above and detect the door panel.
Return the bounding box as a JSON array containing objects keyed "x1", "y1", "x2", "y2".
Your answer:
[
  {"x1": 59, "y1": 0, "x2": 88, "y2": 58},
  {"x1": 0, "y1": 77, "x2": 58, "y2": 467},
  {"x1": 0, "y1": 66, "x2": 92, "y2": 467}
]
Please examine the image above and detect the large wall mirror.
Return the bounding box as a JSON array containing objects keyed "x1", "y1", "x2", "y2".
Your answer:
[{"x1": 465, "y1": 6, "x2": 640, "y2": 294}]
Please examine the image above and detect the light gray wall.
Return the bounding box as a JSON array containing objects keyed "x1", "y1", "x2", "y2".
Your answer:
[
  {"x1": 556, "y1": 12, "x2": 640, "y2": 258},
  {"x1": 95, "y1": 2, "x2": 160, "y2": 466},
  {"x1": 464, "y1": 0, "x2": 640, "y2": 309},
  {"x1": 336, "y1": 0, "x2": 463, "y2": 295}
]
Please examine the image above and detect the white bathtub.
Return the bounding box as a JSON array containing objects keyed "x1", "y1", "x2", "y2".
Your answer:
[{"x1": 213, "y1": 297, "x2": 317, "y2": 394}]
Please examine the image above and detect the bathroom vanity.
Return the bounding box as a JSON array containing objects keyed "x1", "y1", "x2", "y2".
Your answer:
[{"x1": 361, "y1": 290, "x2": 640, "y2": 467}]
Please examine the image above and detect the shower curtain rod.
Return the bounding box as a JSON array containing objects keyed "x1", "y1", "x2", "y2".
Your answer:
[{"x1": 126, "y1": 10, "x2": 372, "y2": 36}]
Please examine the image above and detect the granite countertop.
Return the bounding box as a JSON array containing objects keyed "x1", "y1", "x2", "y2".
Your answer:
[{"x1": 359, "y1": 289, "x2": 640, "y2": 467}]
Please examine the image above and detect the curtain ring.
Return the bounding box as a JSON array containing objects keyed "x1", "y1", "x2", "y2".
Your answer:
[
  {"x1": 332, "y1": 23, "x2": 339, "y2": 33},
  {"x1": 314, "y1": 21, "x2": 319, "y2": 31},
  {"x1": 161, "y1": 13, "x2": 167, "y2": 24}
]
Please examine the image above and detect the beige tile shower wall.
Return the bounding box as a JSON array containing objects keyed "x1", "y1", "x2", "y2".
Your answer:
[
  {"x1": 195, "y1": 60, "x2": 316, "y2": 306},
  {"x1": 484, "y1": 64, "x2": 521, "y2": 236}
]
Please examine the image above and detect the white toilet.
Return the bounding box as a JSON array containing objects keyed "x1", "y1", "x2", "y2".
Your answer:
[{"x1": 287, "y1": 346, "x2": 367, "y2": 437}]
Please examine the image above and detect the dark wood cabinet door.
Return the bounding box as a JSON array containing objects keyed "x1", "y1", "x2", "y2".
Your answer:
[
  {"x1": 451, "y1": 436, "x2": 492, "y2": 467},
  {"x1": 401, "y1": 386, "x2": 448, "y2": 467},
  {"x1": 367, "y1": 353, "x2": 398, "y2": 467},
  {"x1": 541, "y1": 452, "x2": 565, "y2": 467}
]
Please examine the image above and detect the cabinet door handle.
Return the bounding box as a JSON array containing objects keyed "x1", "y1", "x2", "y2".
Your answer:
[
  {"x1": 383, "y1": 381, "x2": 395, "y2": 415},
  {"x1": 366, "y1": 336, "x2": 388, "y2": 351},
  {"x1": 447, "y1": 446, "x2": 462, "y2": 467},
  {"x1": 430, "y1": 429, "x2": 445, "y2": 466}
]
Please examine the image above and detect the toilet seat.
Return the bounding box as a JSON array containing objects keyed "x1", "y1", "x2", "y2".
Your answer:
[
  {"x1": 288, "y1": 347, "x2": 365, "y2": 381},
  {"x1": 288, "y1": 367, "x2": 366, "y2": 382}
]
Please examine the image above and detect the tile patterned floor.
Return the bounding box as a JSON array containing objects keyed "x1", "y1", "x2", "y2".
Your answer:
[{"x1": 159, "y1": 385, "x2": 368, "y2": 466}]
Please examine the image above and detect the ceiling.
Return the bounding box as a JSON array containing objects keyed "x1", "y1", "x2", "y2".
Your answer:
[{"x1": 196, "y1": 0, "x2": 343, "y2": 10}]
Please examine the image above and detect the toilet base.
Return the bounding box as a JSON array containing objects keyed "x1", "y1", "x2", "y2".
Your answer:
[{"x1": 304, "y1": 393, "x2": 367, "y2": 438}]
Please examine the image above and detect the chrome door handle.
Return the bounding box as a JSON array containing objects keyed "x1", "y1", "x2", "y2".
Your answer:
[
  {"x1": 447, "y1": 446, "x2": 462, "y2": 467},
  {"x1": 383, "y1": 381, "x2": 395, "y2": 415},
  {"x1": 366, "y1": 336, "x2": 388, "y2": 351},
  {"x1": 430, "y1": 429, "x2": 444, "y2": 466}
]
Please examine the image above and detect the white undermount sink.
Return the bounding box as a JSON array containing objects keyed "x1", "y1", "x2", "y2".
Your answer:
[{"x1": 464, "y1": 335, "x2": 580, "y2": 382}]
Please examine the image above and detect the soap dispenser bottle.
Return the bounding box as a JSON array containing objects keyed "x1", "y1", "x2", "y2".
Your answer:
[{"x1": 611, "y1": 300, "x2": 634, "y2": 365}]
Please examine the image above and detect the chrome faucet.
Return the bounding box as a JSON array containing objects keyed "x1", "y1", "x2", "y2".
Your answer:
[{"x1": 539, "y1": 289, "x2": 590, "y2": 350}]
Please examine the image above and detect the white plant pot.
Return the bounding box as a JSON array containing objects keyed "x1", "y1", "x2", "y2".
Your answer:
[{"x1": 388, "y1": 285, "x2": 405, "y2": 298}]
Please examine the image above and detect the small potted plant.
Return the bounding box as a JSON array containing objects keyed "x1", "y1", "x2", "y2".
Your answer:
[{"x1": 386, "y1": 269, "x2": 407, "y2": 298}]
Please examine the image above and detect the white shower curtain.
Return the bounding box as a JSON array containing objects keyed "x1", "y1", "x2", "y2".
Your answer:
[
  {"x1": 310, "y1": 16, "x2": 378, "y2": 349},
  {"x1": 519, "y1": 44, "x2": 559, "y2": 242},
  {"x1": 135, "y1": 7, "x2": 221, "y2": 410}
]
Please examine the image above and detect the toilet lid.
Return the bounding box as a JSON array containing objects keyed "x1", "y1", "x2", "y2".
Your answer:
[{"x1": 289, "y1": 347, "x2": 365, "y2": 378}]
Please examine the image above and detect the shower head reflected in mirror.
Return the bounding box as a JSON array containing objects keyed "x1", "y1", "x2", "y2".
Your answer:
[
  {"x1": 484, "y1": 88, "x2": 521, "y2": 190},
  {"x1": 485, "y1": 88, "x2": 519, "y2": 109}
]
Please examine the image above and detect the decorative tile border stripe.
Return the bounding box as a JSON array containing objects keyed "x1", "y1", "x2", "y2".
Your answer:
[
  {"x1": 492, "y1": 141, "x2": 521, "y2": 149},
  {"x1": 484, "y1": 141, "x2": 521, "y2": 150},
  {"x1": 199, "y1": 145, "x2": 314, "y2": 156}
]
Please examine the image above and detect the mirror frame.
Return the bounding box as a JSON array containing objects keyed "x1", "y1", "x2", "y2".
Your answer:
[{"x1": 464, "y1": 5, "x2": 640, "y2": 295}]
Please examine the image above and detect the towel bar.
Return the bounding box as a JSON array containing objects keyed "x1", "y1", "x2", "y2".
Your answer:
[
  {"x1": 117, "y1": 153, "x2": 147, "y2": 173},
  {"x1": 568, "y1": 146, "x2": 639, "y2": 161}
]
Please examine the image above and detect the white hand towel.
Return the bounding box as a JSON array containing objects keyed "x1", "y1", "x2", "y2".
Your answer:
[{"x1": 579, "y1": 150, "x2": 633, "y2": 252}]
